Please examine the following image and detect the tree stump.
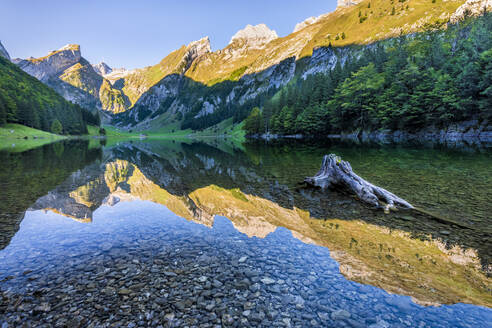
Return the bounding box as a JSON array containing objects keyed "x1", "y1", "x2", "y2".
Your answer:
[{"x1": 305, "y1": 154, "x2": 413, "y2": 212}]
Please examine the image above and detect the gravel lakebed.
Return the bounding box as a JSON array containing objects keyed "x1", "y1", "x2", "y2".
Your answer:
[{"x1": 0, "y1": 202, "x2": 490, "y2": 327}]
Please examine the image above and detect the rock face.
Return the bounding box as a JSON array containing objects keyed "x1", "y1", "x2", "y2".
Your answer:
[
  {"x1": 15, "y1": 44, "x2": 103, "y2": 112},
  {"x1": 16, "y1": 44, "x2": 82, "y2": 81},
  {"x1": 450, "y1": 0, "x2": 492, "y2": 23},
  {"x1": 116, "y1": 42, "x2": 355, "y2": 129},
  {"x1": 353, "y1": 119, "x2": 492, "y2": 142},
  {"x1": 93, "y1": 62, "x2": 112, "y2": 76},
  {"x1": 114, "y1": 37, "x2": 211, "y2": 116},
  {"x1": 337, "y1": 0, "x2": 363, "y2": 8},
  {"x1": 103, "y1": 67, "x2": 130, "y2": 81},
  {"x1": 230, "y1": 24, "x2": 278, "y2": 49},
  {"x1": 187, "y1": 37, "x2": 212, "y2": 63},
  {"x1": 0, "y1": 41, "x2": 10, "y2": 60}
]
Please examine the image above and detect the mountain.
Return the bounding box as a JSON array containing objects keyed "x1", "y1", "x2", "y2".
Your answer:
[
  {"x1": 242, "y1": 7, "x2": 492, "y2": 139},
  {"x1": 11, "y1": 0, "x2": 489, "y2": 131},
  {"x1": 0, "y1": 55, "x2": 98, "y2": 134},
  {"x1": 113, "y1": 36, "x2": 211, "y2": 107},
  {"x1": 15, "y1": 44, "x2": 82, "y2": 81},
  {"x1": 14, "y1": 38, "x2": 212, "y2": 116},
  {"x1": 0, "y1": 41, "x2": 10, "y2": 60},
  {"x1": 113, "y1": 0, "x2": 476, "y2": 130},
  {"x1": 14, "y1": 44, "x2": 129, "y2": 115},
  {"x1": 92, "y1": 62, "x2": 112, "y2": 76}
]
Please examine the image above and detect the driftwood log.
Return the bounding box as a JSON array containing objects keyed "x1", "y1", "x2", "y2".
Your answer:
[{"x1": 305, "y1": 154, "x2": 413, "y2": 212}]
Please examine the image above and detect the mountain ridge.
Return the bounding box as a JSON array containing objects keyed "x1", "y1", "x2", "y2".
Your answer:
[
  {"x1": 12, "y1": 0, "x2": 489, "y2": 129},
  {"x1": 115, "y1": 0, "x2": 483, "y2": 130}
]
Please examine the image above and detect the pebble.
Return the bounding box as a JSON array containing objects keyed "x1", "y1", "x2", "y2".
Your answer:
[
  {"x1": 261, "y1": 277, "x2": 276, "y2": 285},
  {"x1": 118, "y1": 288, "x2": 131, "y2": 295},
  {"x1": 331, "y1": 309, "x2": 351, "y2": 320},
  {"x1": 100, "y1": 242, "x2": 112, "y2": 251}
]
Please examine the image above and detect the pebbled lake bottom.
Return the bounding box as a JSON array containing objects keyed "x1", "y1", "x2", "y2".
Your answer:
[{"x1": 0, "y1": 201, "x2": 490, "y2": 328}]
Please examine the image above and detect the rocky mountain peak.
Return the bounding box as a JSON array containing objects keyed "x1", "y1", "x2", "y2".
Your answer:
[
  {"x1": 0, "y1": 40, "x2": 10, "y2": 60},
  {"x1": 450, "y1": 0, "x2": 492, "y2": 23},
  {"x1": 93, "y1": 62, "x2": 113, "y2": 76},
  {"x1": 59, "y1": 44, "x2": 80, "y2": 52},
  {"x1": 187, "y1": 36, "x2": 212, "y2": 58},
  {"x1": 16, "y1": 44, "x2": 82, "y2": 81},
  {"x1": 15, "y1": 43, "x2": 83, "y2": 82},
  {"x1": 337, "y1": 0, "x2": 363, "y2": 9},
  {"x1": 230, "y1": 24, "x2": 278, "y2": 48}
]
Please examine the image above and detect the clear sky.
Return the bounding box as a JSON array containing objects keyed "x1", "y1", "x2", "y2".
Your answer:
[{"x1": 0, "y1": 0, "x2": 336, "y2": 69}]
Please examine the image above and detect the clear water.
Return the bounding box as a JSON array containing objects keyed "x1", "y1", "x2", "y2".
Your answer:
[{"x1": 0, "y1": 139, "x2": 491, "y2": 327}]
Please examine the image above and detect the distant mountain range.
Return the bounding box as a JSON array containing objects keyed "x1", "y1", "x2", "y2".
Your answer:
[{"x1": 3, "y1": 0, "x2": 491, "y2": 130}]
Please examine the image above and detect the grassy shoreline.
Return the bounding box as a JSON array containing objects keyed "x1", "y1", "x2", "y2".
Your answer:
[
  {"x1": 0, "y1": 124, "x2": 66, "y2": 152},
  {"x1": 1, "y1": 123, "x2": 246, "y2": 153}
]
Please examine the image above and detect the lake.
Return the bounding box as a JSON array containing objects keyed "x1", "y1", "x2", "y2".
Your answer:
[{"x1": 0, "y1": 138, "x2": 491, "y2": 327}]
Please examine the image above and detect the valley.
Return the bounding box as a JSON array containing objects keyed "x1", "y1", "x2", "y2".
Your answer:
[
  {"x1": 0, "y1": 1, "x2": 491, "y2": 327},
  {"x1": 3, "y1": 0, "x2": 491, "y2": 140}
]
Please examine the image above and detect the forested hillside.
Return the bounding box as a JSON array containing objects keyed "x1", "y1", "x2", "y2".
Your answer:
[
  {"x1": 243, "y1": 15, "x2": 492, "y2": 136},
  {"x1": 0, "y1": 56, "x2": 99, "y2": 135}
]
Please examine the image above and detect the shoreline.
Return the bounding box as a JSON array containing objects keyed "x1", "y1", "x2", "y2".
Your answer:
[{"x1": 250, "y1": 128, "x2": 492, "y2": 144}]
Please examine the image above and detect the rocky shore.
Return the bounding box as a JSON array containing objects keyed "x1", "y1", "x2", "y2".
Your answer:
[{"x1": 253, "y1": 120, "x2": 492, "y2": 143}]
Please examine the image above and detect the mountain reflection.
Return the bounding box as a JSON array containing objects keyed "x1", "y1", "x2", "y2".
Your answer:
[{"x1": 1, "y1": 139, "x2": 491, "y2": 308}]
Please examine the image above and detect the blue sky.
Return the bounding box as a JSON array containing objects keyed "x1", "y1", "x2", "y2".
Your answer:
[{"x1": 0, "y1": 0, "x2": 336, "y2": 69}]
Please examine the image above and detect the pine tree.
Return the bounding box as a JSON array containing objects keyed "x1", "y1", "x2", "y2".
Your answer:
[
  {"x1": 243, "y1": 107, "x2": 263, "y2": 135},
  {"x1": 51, "y1": 119, "x2": 63, "y2": 135}
]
